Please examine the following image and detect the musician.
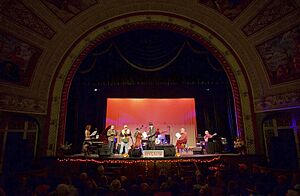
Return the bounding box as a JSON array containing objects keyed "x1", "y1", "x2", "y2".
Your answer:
[
  {"x1": 85, "y1": 124, "x2": 92, "y2": 140},
  {"x1": 176, "y1": 128, "x2": 187, "y2": 153},
  {"x1": 204, "y1": 130, "x2": 214, "y2": 142},
  {"x1": 147, "y1": 122, "x2": 156, "y2": 150},
  {"x1": 204, "y1": 130, "x2": 217, "y2": 153},
  {"x1": 106, "y1": 125, "x2": 117, "y2": 155},
  {"x1": 134, "y1": 127, "x2": 142, "y2": 149},
  {"x1": 82, "y1": 124, "x2": 92, "y2": 155},
  {"x1": 119, "y1": 125, "x2": 131, "y2": 155}
]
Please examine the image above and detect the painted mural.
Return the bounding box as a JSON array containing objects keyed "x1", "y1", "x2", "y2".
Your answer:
[
  {"x1": 256, "y1": 25, "x2": 300, "y2": 85},
  {"x1": 1, "y1": 0, "x2": 55, "y2": 39},
  {"x1": 0, "y1": 32, "x2": 42, "y2": 85},
  {"x1": 242, "y1": 0, "x2": 296, "y2": 36},
  {"x1": 41, "y1": 0, "x2": 97, "y2": 23},
  {"x1": 198, "y1": 0, "x2": 253, "y2": 20}
]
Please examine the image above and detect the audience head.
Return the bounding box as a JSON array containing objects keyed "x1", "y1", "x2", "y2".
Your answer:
[
  {"x1": 97, "y1": 165, "x2": 105, "y2": 175},
  {"x1": 238, "y1": 163, "x2": 248, "y2": 172},
  {"x1": 79, "y1": 172, "x2": 88, "y2": 182},
  {"x1": 111, "y1": 179, "x2": 121, "y2": 192},
  {"x1": 55, "y1": 184, "x2": 70, "y2": 196},
  {"x1": 140, "y1": 183, "x2": 150, "y2": 193}
]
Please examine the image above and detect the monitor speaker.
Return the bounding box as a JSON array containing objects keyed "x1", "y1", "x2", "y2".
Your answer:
[
  {"x1": 129, "y1": 148, "x2": 142, "y2": 157},
  {"x1": 155, "y1": 145, "x2": 176, "y2": 157}
]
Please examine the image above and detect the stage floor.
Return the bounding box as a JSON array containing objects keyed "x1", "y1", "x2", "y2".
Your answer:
[{"x1": 64, "y1": 152, "x2": 241, "y2": 160}]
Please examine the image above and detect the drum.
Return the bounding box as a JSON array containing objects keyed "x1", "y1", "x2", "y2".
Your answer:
[{"x1": 142, "y1": 140, "x2": 148, "y2": 150}]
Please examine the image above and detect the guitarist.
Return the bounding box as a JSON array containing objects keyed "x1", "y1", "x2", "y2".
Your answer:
[
  {"x1": 204, "y1": 130, "x2": 217, "y2": 153},
  {"x1": 147, "y1": 122, "x2": 156, "y2": 150}
]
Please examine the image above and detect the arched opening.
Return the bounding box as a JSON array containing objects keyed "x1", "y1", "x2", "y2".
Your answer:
[
  {"x1": 46, "y1": 13, "x2": 256, "y2": 156},
  {"x1": 65, "y1": 28, "x2": 237, "y2": 153}
]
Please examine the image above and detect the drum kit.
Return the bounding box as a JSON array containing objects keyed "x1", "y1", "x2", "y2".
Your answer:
[{"x1": 141, "y1": 130, "x2": 170, "y2": 149}]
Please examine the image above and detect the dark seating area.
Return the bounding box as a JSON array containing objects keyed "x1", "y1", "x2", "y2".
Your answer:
[{"x1": 1, "y1": 155, "x2": 300, "y2": 196}]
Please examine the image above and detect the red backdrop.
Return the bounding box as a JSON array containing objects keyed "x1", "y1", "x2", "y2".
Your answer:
[{"x1": 106, "y1": 98, "x2": 197, "y2": 147}]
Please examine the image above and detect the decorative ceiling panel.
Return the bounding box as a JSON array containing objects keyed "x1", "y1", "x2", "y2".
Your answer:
[
  {"x1": 256, "y1": 24, "x2": 300, "y2": 85},
  {"x1": 242, "y1": 0, "x2": 297, "y2": 36},
  {"x1": 1, "y1": 0, "x2": 55, "y2": 39},
  {"x1": 41, "y1": 0, "x2": 97, "y2": 23},
  {"x1": 0, "y1": 31, "x2": 42, "y2": 86},
  {"x1": 198, "y1": 0, "x2": 253, "y2": 20}
]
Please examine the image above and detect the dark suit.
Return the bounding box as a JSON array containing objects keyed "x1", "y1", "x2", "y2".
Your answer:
[{"x1": 148, "y1": 126, "x2": 156, "y2": 150}]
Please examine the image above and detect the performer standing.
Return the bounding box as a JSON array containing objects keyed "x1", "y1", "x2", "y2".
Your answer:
[
  {"x1": 204, "y1": 130, "x2": 216, "y2": 153},
  {"x1": 204, "y1": 130, "x2": 212, "y2": 143},
  {"x1": 82, "y1": 124, "x2": 92, "y2": 155},
  {"x1": 106, "y1": 125, "x2": 117, "y2": 155},
  {"x1": 176, "y1": 128, "x2": 188, "y2": 153},
  {"x1": 119, "y1": 125, "x2": 131, "y2": 155},
  {"x1": 147, "y1": 122, "x2": 156, "y2": 150},
  {"x1": 134, "y1": 127, "x2": 143, "y2": 149}
]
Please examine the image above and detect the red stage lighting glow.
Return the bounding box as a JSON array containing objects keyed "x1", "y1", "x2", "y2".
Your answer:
[{"x1": 106, "y1": 98, "x2": 197, "y2": 147}]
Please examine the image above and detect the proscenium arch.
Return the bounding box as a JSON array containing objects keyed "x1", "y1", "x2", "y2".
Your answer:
[{"x1": 46, "y1": 13, "x2": 257, "y2": 156}]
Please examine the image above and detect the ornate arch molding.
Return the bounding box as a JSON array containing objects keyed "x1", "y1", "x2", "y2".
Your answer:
[{"x1": 46, "y1": 13, "x2": 257, "y2": 155}]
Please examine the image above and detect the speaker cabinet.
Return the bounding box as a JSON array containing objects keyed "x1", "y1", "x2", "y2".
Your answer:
[
  {"x1": 97, "y1": 144, "x2": 110, "y2": 157},
  {"x1": 129, "y1": 148, "x2": 142, "y2": 157},
  {"x1": 155, "y1": 145, "x2": 176, "y2": 157}
]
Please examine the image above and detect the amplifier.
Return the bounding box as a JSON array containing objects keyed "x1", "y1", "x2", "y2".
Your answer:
[{"x1": 97, "y1": 144, "x2": 110, "y2": 156}]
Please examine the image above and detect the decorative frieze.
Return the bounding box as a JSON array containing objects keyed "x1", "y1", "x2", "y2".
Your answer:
[{"x1": 0, "y1": 93, "x2": 47, "y2": 114}]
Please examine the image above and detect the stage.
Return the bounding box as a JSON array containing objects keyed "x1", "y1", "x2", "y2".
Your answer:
[{"x1": 64, "y1": 152, "x2": 240, "y2": 161}]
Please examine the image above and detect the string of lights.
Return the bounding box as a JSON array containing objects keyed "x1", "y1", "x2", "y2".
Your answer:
[{"x1": 57, "y1": 157, "x2": 221, "y2": 165}]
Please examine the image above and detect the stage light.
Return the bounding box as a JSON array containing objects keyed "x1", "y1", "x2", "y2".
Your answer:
[
  {"x1": 206, "y1": 88, "x2": 210, "y2": 91},
  {"x1": 94, "y1": 88, "x2": 98, "y2": 92}
]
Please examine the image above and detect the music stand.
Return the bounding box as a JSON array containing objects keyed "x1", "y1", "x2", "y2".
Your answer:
[{"x1": 90, "y1": 131, "x2": 98, "y2": 137}]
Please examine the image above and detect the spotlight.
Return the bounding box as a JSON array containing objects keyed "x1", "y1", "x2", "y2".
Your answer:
[
  {"x1": 94, "y1": 88, "x2": 98, "y2": 92},
  {"x1": 206, "y1": 88, "x2": 210, "y2": 91}
]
